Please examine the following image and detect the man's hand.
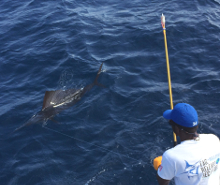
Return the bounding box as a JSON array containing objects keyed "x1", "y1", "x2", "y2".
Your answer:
[{"x1": 153, "y1": 156, "x2": 162, "y2": 170}]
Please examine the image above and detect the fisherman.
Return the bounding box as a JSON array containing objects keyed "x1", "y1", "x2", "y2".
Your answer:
[{"x1": 153, "y1": 103, "x2": 220, "y2": 185}]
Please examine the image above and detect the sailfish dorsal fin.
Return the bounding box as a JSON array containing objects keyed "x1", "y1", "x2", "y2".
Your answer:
[{"x1": 42, "y1": 91, "x2": 57, "y2": 110}]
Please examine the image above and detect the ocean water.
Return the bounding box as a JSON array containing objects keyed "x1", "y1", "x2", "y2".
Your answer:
[{"x1": 1, "y1": 0, "x2": 220, "y2": 184}]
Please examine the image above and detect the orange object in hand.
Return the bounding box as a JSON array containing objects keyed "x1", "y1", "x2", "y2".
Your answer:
[{"x1": 153, "y1": 156, "x2": 162, "y2": 170}]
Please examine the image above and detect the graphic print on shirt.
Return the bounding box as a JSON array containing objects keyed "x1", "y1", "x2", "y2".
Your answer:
[
  {"x1": 200, "y1": 157, "x2": 220, "y2": 178},
  {"x1": 182, "y1": 160, "x2": 200, "y2": 179},
  {"x1": 158, "y1": 165, "x2": 163, "y2": 172}
]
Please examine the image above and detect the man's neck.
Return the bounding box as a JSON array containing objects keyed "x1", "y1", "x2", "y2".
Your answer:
[{"x1": 180, "y1": 132, "x2": 199, "y2": 142}]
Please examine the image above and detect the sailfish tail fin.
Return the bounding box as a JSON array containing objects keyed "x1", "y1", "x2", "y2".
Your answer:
[{"x1": 94, "y1": 63, "x2": 105, "y2": 87}]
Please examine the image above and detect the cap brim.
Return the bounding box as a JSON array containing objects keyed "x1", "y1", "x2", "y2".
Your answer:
[{"x1": 163, "y1": 110, "x2": 172, "y2": 119}]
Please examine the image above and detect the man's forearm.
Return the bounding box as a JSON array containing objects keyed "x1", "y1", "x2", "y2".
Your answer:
[{"x1": 156, "y1": 173, "x2": 170, "y2": 185}]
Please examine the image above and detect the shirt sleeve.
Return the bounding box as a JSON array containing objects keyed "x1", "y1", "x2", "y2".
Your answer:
[{"x1": 157, "y1": 150, "x2": 175, "y2": 180}]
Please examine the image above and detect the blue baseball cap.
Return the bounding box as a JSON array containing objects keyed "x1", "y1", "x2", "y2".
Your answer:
[{"x1": 163, "y1": 103, "x2": 198, "y2": 128}]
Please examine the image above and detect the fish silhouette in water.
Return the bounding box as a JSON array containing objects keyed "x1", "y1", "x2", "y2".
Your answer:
[{"x1": 14, "y1": 63, "x2": 104, "y2": 132}]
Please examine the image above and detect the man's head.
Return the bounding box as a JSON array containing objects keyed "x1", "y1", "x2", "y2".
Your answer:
[
  {"x1": 163, "y1": 103, "x2": 198, "y2": 127},
  {"x1": 163, "y1": 103, "x2": 199, "y2": 139}
]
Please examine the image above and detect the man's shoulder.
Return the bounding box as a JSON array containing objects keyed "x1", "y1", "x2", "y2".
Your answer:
[
  {"x1": 163, "y1": 134, "x2": 220, "y2": 158},
  {"x1": 162, "y1": 147, "x2": 178, "y2": 160},
  {"x1": 200, "y1": 133, "x2": 219, "y2": 141}
]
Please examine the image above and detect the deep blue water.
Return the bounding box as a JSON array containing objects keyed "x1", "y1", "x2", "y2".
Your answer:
[{"x1": 1, "y1": 0, "x2": 220, "y2": 184}]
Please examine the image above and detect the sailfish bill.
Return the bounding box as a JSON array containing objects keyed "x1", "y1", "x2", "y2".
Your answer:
[{"x1": 13, "y1": 63, "x2": 104, "y2": 132}]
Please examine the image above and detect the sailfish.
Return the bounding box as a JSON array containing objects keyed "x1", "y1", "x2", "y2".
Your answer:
[{"x1": 13, "y1": 63, "x2": 104, "y2": 132}]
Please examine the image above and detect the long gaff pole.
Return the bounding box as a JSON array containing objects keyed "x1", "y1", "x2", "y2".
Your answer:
[{"x1": 161, "y1": 14, "x2": 177, "y2": 146}]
